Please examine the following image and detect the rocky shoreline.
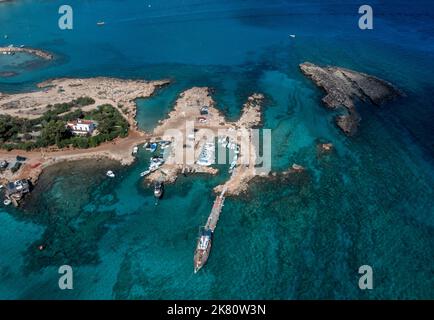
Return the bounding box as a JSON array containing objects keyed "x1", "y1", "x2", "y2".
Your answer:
[
  {"x1": 0, "y1": 77, "x2": 170, "y2": 128},
  {"x1": 300, "y1": 62, "x2": 403, "y2": 135},
  {"x1": 0, "y1": 84, "x2": 266, "y2": 200},
  {"x1": 0, "y1": 46, "x2": 54, "y2": 60},
  {"x1": 0, "y1": 71, "x2": 18, "y2": 78}
]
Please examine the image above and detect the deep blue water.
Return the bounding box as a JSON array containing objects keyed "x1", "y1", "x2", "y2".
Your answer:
[{"x1": 0, "y1": 0, "x2": 433, "y2": 299}]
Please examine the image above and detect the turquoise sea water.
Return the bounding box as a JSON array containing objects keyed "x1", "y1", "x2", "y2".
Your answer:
[{"x1": 0, "y1": 0, "x2": 433, "y2": 299}]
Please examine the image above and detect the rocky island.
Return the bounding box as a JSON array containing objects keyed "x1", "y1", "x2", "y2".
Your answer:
[
  {"x1": 0, "y1": 46, "x2": 54, "y2": 60},
  {"x1": 300, "y1": 62, "x2": 403, "y2": 135}
]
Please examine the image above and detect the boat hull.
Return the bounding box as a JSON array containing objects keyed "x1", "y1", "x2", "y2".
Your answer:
[
  {"x1": 193, "y1": 231, "x2": 213, "y2": 273},
  {"x1": 154, "y1": 183, "x2": 164, "y2": 199}
]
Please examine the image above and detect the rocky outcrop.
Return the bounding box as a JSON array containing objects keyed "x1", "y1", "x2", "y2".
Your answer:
[
  {"x1": 300, "y1": 62, "x2": 403, "y2": 135},
  {"x1": 0, "y1": 71, "x2": 17, "y2": 78},
  {"x1": 0, "y1": 46, "x2": 54, "y2": 60}
]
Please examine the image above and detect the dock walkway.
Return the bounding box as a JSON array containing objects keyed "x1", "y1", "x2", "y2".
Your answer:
[{"x1": 205, "y1": 188, "x2": 226, "y2": 232}]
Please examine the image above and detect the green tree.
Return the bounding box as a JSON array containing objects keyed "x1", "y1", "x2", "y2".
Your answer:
[{"x1": 40, "y1": 120, "x2": 68, "y2": 147}]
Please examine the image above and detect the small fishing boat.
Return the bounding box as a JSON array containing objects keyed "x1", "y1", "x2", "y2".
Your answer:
[
  {"x1": 140, "y1": 170, "x2": 151, "y2": 177},
  {"x1": 289, "y1": 34, "x2": 296, "y2": 38},
  {"x1": 97, "y1": 21, "x2": 105, "y2": 26},
  {"x1": 106, "y1": 170, "x2": 115, "y2": 178},
  {"x1": 159, "y1": 141, "x2": 171, "y2": 149},
  {"x1": 149, "y1": 143, "x2": 158, "y2": 153},
  {"x1": 154, "y1": 181, "x2": 164, "y2": 199},
  {"x1": 149, "y1": 157, "x2": 164, "y2": 170},
  {"x1": 132, "y1": 146, "x2": 139, "y2": 155},
  {"x1": 151, "y1": 155, "x2": 163, "y2": 161},
  {"x1": 3, "y1": 199, "x2": 11, "y2": 206}
]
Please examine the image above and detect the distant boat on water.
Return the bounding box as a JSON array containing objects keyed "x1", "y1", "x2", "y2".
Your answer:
[
  {"x1": 154, "y1": 181, "x2": 164, "y2": 199},
  {"x1": 97, "y1": 21, "x2": 105, "y2": 26},
  {"x1": 289, "y1": 34, "x2": 296, "y2": 38},
  {"x1": 106, "y1": 170, "x2": 115, "y2": 178}
]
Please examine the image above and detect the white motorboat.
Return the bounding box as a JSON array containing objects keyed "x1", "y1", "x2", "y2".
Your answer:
[
  {"x1": 106, "y1": 170, "x2": 115, "y2": 178},
  {"x1": 149, "y1": 143, "x2": 158, "y2": 153},
  {"x1": 132, "y1": 146, "x2": 139, "y2": 154},
  {"x1": 140, "y1": 170, "x2": 151, "y2": 177},
  {"x1": 160, "y1": 141, "x2": 171, "y2": 149},
  {"x1": 197, "y1": 142, "x2": 215, "y2": 166},
  {"x1": 154, "y1": 182, "x2": 164, "y2": 199},
  {"x1": 3, "y1": 199, "x2": 11, "y2": 206},
  {"x1": 149, "y1": 161, "x2": 163, "y2": 170}
]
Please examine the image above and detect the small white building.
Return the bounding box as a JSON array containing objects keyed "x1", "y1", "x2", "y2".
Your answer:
[{"x1": 66, "y1": 119, "x2": 96, "y2": 136}]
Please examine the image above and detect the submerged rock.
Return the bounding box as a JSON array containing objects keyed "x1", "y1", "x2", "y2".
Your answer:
[
  {"x1": 318, "y1": 142, "x2": 334, "y2": 154},
  {"x1": 300, "y1": 62, "x2": 403, "y2": 135},
  {"x1": 0, "y1": 71, "x2": 18, "y2": 78}
]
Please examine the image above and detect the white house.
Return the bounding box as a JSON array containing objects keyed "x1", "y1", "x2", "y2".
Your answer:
[{"x1": 66, "y1": 119, "x2": 96, "y2": 136}]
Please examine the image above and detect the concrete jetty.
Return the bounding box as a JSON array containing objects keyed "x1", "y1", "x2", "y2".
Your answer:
[{"x1": 205, "y1": 188, "x2": 226, "y2": 232}]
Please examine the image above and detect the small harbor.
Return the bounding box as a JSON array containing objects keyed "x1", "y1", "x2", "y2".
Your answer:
[{"x1": 140, "y1": 140, "x2": 170, "y2": 177}]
